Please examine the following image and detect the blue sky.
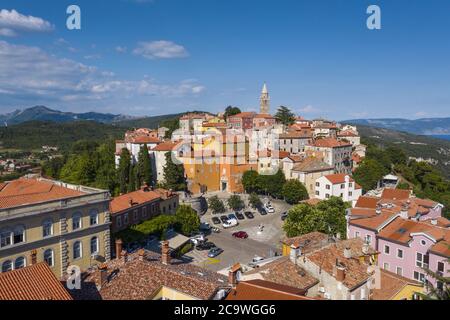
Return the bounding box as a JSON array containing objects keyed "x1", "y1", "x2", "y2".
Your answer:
[{"x1": 0, "y1": 0, "x2": 449, "y2": 120}]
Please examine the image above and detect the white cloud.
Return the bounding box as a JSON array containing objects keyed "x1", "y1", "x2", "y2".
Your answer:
[
  {"x1": 298, "y1": 105, "x2": 319, "y2": 113},
  {"x1": 0, "y1": 40, "x2": 204, "y2": 107},
  {"x1": 133, "y1": 40, "x2": 189, "y2": 59},
  {"x1": 115, "y1": 46, "x2": 127, "y2": 53},
  {"x1": 0, "y1": 9, "x2": 53, "y2": 36}
]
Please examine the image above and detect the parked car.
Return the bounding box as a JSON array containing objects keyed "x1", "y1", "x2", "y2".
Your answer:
[
  {"x1": 200, "y1": 222, "x2": 211, "y2": 232},
  {"x1": 211, "y1": 227, "x2": 221, "y2": 233},
  {"x1": 244, "y1": 211, "x2": 255, "y2": 219},
  {"x1": 196, "y1": 241, "x2": 216, "y2": 251},
  {"x1": 235, "y1": 212, "x2": 245, "y2": 220},
  {"x1": 228, "y1": 213, "x2": 238, "y2": 221},
  {"x1": 222, "y1": 219, "x2": 238, "y2": 229},
  {"x1": 232, "y1": 231, "x2": 248, "y2": 239},
  {"x1": 252, "y1": 255, "x2": 265, "y2": 263},
  {"x1": 264, "y1": 203, "x2": 275, "y2": 213},
  {"x1": 208, "y1": 247, "x2": 224, "y2": 258},
  {"x1": 190, "y1": 234, "x2": 206, "y2": 245},
  {"x1": 211, "y1": 217, "x2": 221, "y2": 225},
  {"x1": 281, "y1": 211, "x2": 288, "y2": 221},
  {"x1": 258, "y1": 207, "x2": 267, "y2": 215},
  {"x1": 220, "y1": 215, "x2": 229, "y2": 223}
]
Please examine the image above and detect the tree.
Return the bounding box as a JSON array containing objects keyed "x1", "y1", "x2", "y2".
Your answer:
[
  {"x1": 208, "y1": 195, "x2": 226, "y2": 214},
  {"x1": 353, "y1": 158, "x2": 388, "y2": 191},
  {"x1": 93, "y1": 141, "x2": 118, "y2": 194},
  {"x1": 127, "y1": 164, "x2": 137, "y2": 193},
  {"x1": 283, "y1": 197, "x2": 349, "y2": 238},
  {"x1": 118, "y1": 148, "x2": 131, "y2": 194},
  {"x1": 242, "y1": 170, "x2": 260, "y2": 193},
  {"x1": 248, "y1": 192, "x2": 262, "y2": 209},
  {"x1": 274, "y1": 106, "x2": 295, "y2": 126},
  {"x1": 265, "y1": 169, "x2": 286, "y2": 198},
  {"x1": 224, "y1": 106, "x2": 241, "y2": 119},
  {"x1": 386, "y1": 146, "x2": 407, "y2": 166},
  {"x1": 163, "y1": 152, "x2": 187, "y2": 191},
  {"x1": 282, "y1": 180, "x2": 309, "y2": 204},
  {"x1": 136, "y1": 144, "x2": 152, "y2": 186},
  {"x1": 227, "y1": 195, "x2": 245, "y2": 211},
  {"x1": 175, "y1": 205, "x2": 200, "y2": 236}
]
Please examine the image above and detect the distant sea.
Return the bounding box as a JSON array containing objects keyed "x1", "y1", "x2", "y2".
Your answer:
[{"x1": 430, "y1": 135, "x2": 450, "y2": 141}]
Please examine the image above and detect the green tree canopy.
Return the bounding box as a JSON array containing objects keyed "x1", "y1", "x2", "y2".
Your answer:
[
  {"x1": 242, "y1": 170, "x2": 259, "y2": 193},
  {"x1": 118, "y1": 148, "x2": 131, "y2": 194},
  {"x1": 353, "y1": 158, "x2": 388, "y2": 191},
  {"x1": 175, "y1": 205, "x2": 200, "y2": 236},
  {"x1": 137, "y1": 144, "x2": 152, "y2": 187},
  {"x1": 227, "y1": 194, "x2": 245, "y2": 211},
  {"x1": 224, "y1": 106, "x2": 241, "y2": 119},
  {"x1": 208, "y1": 195, "x2": 226, "y2": 214},
  {"x1": 282, "y1": 180, "x2": 309, "y2": 204},
  {"x1": 248, "y1": 192, "x2": 262, "y2": 209},
  {"x1": 163, "y1": 152, "x2": 187, "y2": 191},
  {"x1": 274, "y1": 106, "x2": 295, "y2": 126}
]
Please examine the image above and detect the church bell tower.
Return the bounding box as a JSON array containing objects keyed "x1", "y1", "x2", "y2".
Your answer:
[{"x1": 260, "y1": 83, "x2": 270, "y2": 114}]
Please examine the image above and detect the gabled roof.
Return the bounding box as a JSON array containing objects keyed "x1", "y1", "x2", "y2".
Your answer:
[
  {"x1": 381, "y1": 188, "x2": 411, "y2": 201},
  {"x1": 355, "y1": 196, "x2": 379, "y2": 209},
  {"x1": 322, "y1": 174, "x2": 355, "y2": 185},
  {"x1": 0, "y1": 263, "x2": 72, "y2": 300},
  {"x1": 311, "y1": 138, "x2": 352, "y2": 148},
  {"x1": 226, "y1": 280, "x2": 314, "y2": 300},
  {"x1": 228, "y1": 112, "x2": 256, "y2": 119},
  {"x1": 110, "y1": 189, "x2": 161, "y2": 214},
  {"x1": 292, "y1": 157, "x2": 334, "y2": 173},
  {"x1": 151, "y1": 141, "x2": 177, "y2": 152},
  {"x1": 371, "y1": 270, "x2": 423, "y2": 300},
  {"x1": 349, "y1": 210, "x2": 399, "y2": 231}
]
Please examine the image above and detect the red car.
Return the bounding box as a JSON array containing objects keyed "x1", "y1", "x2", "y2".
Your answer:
[{"x1": 232, "y1": 231, "x2": 248, "y2": 239}]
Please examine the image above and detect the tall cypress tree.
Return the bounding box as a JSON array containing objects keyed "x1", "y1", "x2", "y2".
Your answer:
[
  {"x1": 118, "y1": 148, "x2": 131, "y2": 194},
  {"x1": 163, "y1": 152, "x2": 187, "y2": 191},
  {"x1": 137, "y1": 144, "x2": 152, "y2": 187}
]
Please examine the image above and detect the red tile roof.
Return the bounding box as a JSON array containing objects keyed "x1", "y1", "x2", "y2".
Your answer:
[
  {"x1": 130, "y1": 136, "x2": 161, "y2": 144},
  {"x1": 338, "y1": 130, "x2": 358, "y2": 137},
  {"x1": 110, "y1": 189, "x2": 161, "y2": 214},
  {"x1": 312, "y1": 137, "x2": 352, "y2": 148},
  {"x1": 151, "y1": 141, "x2": 177, "y2": 151},
  {"x1": 226, "y1": 280, "x2": 315, "y2": 300},
  {"x1": 381, "y1": 188, "x2": 411, "y2": 201},
  {"x1": 254, "y1": 113, "x2": 275, "y2": 119},
  {"x1": 371, "y1": 270, "x2": 422, "y2": 300},
  {"x1": 0, "y1": 178, "x2": 85, "y2": 209},
  {"x1": 0, "y1": 263, "x2": 72, "y2": 300},
  {"x1": 323, "y1": 174, "x2": 354, "y2": 184},
  {"x1": 228, "y1": 112, "x2": 256, "y2": 119},
  {"x1": 355, "y1": 196, "x2": 379, "y2": 209}
]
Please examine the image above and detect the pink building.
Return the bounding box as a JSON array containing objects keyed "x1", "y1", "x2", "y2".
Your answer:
[{"x1": 347, "y1": 189, "x2": 448, "y2": 291}]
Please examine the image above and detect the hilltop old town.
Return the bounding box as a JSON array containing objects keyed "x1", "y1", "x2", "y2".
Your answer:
[{"x1": 0, "y1": 84, "x2": 448, "y2": 301}]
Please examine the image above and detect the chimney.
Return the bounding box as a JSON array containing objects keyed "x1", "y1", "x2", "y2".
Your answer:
[
  {"x1": 161, "y1": 240, "x2": 171, "y2": 265},
  {"x1": 138, "y1": 249, "x2": 145, "y2": 261},
  {"x1": 121, "y1": 250, "x2": 128, "y2": 264},
  {"x1": 343, "y1": 247, "x2": 352, "y2": 259},
  {"x1": 129, "y1": 199, "x2": 133, "y2": 207},
  {"x1": 115, "y1": 239, "x2": 123, "y2": 259},
  {"x1": 431, "y1": 218, "x2": 438, "y2": 226},
  {"x1": 335, "y1": 261, "x2": 346, "y2": 282},
  {"x1": 290, "y1": 243, "x2": 301, "y2": 263},
  {"x1": 228, "y1": 263, "x2": 241, "y2": 288},
  {"x1": 30, "y1": 249, "x2": 37, "y2": 265},
  {"x1": 97, "y1": 263, "x2": 108, "y2": 289}
]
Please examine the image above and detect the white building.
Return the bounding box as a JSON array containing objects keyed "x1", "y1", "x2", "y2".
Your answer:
[{"x1": 315, "y1": 174, "x2": 362, "y2": 206}]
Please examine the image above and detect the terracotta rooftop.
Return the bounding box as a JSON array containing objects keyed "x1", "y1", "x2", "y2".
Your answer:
[
  {"x1": 0, "y1": 263, "x2": 72, "y2": 300},
  {"x1": 355, "y1": 196, "x2": 379, "y2": 209},
  {"x1": 349, "y1": 209, "x2": 399, "y2": 231},
  {"x1": 228, "y1": 112, "x2": 256, "y2": 119},
  {"x1": 254, "y1": 113, "x2": 275, "y2": 119},
  {"x1": 371, "y1": 270, "x2": 423, "y2": 300},
  {"x1": 72, "y1": 250, "x2": 228, "y2": 300},
  {"x1": 129, "y1": 136, "x2": 161, "y2": 144},
  {"x1": 323, "y1": 174, "x2": 356, "y2": 185},
  {"x1": 151, "y1": 141, "x2": 177, "y2": 152},
  {"x1": 381, "y1": 188, "x2": 411, "y2": 201},
  {"x1": 281, "y1": 231, "x2": 330, "y2": 251},
  {"x1": 279, "y1": 131, "x2": 312, "y2": 139},
  {"x1": 110, "y1": 188, "x2": 161, "y2": 214},
  {"x1": 311, "y1": 138, "x2": 352, "y2": 148},
  {"x1": 338, "y1": 130, "x2": 359, "y2": 137},
  {"x1": 226, "y1": 280, "x2": 314, "y2": 300},
  {"x1": 0, "y1": 178, "x2": 86, "y2": 209},
  {"x1": 244, "y1": 256, "x2": 319, "y2": 292},
  {"x1": 292, "y1": 157, "x2": 334, "y2": 173},
  {"x1": 306, "y1": 238, "x2": 377, "y2": 290}
]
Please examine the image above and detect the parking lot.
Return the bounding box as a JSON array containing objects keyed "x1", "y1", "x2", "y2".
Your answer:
[{"x1": 185, "y1": 192, "x2": 292, "y2": 272}]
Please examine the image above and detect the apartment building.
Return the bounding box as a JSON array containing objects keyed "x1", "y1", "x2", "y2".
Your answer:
[
  {"x1": 305, "y1": 138, "x2": 353, "y2": 174},
  {"x1": 278, "y1": 130, "x2": 313, "y2": 154},
  {"x1": 227, "y1": 112, "x2": 256, "y2": 130},
  {"x1": 290, "y1": 157, "x2": 334, "y2": 197},
  {"x1": 315, "y1": 174, "x2": 362, "y2": 205},
  {"x1": 0, "y1": 177, "x2": 111, "y2": 279}
]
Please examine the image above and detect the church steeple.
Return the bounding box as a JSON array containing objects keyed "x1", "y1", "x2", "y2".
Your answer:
[{"x1": 260, "y1": 82, "x2": 270, "y2": 114}]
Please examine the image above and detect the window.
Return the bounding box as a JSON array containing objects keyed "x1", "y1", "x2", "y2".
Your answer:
[
  {"x1": 397, "y1": 249, "x2": 404, "y2": 259},
  {"x1": 420, "y1": 240, "x2": 426, "y2": 246},
  {"x1": 89, "y1": 209, "x2": 99, "y2": 226},
  {"x1": 365, "y1": 235, "x2": 372, "y2": 245},
  {"x1": 340, "y1": 184, "x2": 345, "y2": 189},
  {"x1": 315, "y1": 182, "x2": 320, "y2": 187},
  {"x1": 315, "y1": 191, "x2": 320, "y2": 196},
  {"x1": 2, "y1": 260, "x2": 12, "y2": 272},
  {"x1": 72, "y1": 213, "x2": 82, "y2": 230},
  {"x1": 355, "y1": 231, "x2": 360, "y2": 238},
  {"x1": 90, "y1": 237, "x2": 99, "y2": 255},
  {"x1": 383, "y1": 263, "x2": 389, "y2": 270},
  {"x1": 349, "y1": 191, "x2": 353, "y2": 197},
  {"x1": 414, "y1": 271, "x2": 426, "y2": 283},
  {"x1": 124, "y1": 213, "x2": 129, "y2": 225},
  {"x1": 133, "y1": 210, "x2": 138, "y2": 222},
  {"x1": 44, "y1": 249, "x2": 54, "y2": 267},
  {"x1": 325, "y1": 194, "x2": 330, "y2": 199},
  {"x1": 12, "y1": 226, "x2": 25, "y2": 244},
  {"x1": 0, "y1": 229, "x2": 12, "y2": 248},
  {"x1": 42, "y1": 220, "x2": 53, "y2": 237},
  {"x1": 326, "y1": 185, "x2": 331, "y2": 190},
  {"x1": 73, "y1": 241, "x2": 82, "y2": 260},
  {"x1": 396, "y1": 267, "x2": 403, "y2": 276},
  {"x1": 349, "y1": 182, "x2": 353, "y2": 188},
  {"x1": 416, "y1": 252, "x2": 429, "y2": 268},
  {"x1": 384, "y1": 245, "x2": 390, "y2": 255},
  {"x1": 14, "y1": 257, "x2": 26, "y2": 269},
  {"x1": 142, "y1": 207, "x2": 147, "y2": 218},
  {"x1": 437, "y1": 261, "x2": 444, "y2": 274}
]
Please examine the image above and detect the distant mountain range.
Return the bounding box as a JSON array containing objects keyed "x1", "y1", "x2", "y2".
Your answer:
[
  {"x1": 344, "y1": 117, "x2": 450, "y2": 136},
  {"x1": 0, "y1": 106, "x2": 135, "y2": 125}
]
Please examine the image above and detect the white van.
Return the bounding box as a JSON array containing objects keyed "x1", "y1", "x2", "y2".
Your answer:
[{"x1": 222, "y1": 219, "x2": 238, "y2": 229}]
